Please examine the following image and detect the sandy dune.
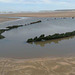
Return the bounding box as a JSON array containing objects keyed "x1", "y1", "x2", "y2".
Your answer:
[{"x1": 0, "y1": 57, "x2": 75, "y2": 75}]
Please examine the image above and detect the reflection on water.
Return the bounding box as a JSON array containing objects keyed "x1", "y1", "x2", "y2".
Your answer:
[
  {"x1": 0, "y1": 17, "x2": 75, "y2": 58},
  {"x1": 34, "y1": 36, "x2": 75, "y2": 47}
]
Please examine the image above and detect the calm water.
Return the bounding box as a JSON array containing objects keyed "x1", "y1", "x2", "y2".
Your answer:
[{"x1": 0, "y1": 17, "x2": 75, "y2": 59}]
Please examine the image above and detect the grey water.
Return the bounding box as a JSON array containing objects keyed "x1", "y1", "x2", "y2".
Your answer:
[{"x1": 0, "y1": 17, "x2": 75, "y2": 59}]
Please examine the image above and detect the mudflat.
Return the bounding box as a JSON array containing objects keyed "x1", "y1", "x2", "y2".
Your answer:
[{"x1": 0, "y1": 57, "x2": 75, "y2": 75}]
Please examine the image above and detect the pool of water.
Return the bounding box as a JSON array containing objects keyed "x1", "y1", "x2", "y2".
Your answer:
[{"x1": 0, "y1": 17, "x2": 75, "y2": 59}]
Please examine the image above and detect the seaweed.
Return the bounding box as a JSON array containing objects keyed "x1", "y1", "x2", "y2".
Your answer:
[{"x1": 27, "y1": 31, "x2": 75, "y2": 43}]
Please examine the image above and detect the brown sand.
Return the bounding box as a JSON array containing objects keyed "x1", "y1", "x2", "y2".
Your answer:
[
  {"x1": 0, "y1": 11, "x2": 75, "y2": 17},
  {"x1": 0, "y1": 11, "x2": 75, "y2": 23},
  {"x1": 0, "y1": 18, "x2": 19, "y2": 23},
  {"x1": 0, "y1": 11, "x2": 75, "y2": 75},
  {"x1": 0, "y1": 57, "x2": 75, "y2": 75}
]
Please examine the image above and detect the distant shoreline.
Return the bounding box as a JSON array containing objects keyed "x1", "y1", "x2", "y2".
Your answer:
[
  {"x1": 0, "y1": 11, "x2": 75, "y2": 23},
  {"x1": 0, "y1": 11, "x2": 75, "y2": 17}
]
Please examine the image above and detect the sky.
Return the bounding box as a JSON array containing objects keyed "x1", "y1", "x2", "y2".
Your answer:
[{"x1": 0, "y1": 0, "x2": 75, "y2": 12}]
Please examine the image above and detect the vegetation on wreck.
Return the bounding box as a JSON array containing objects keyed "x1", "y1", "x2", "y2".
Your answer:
[
  {"x1": 0, "y1": 20, "x2": 42, "y2": 39},
  {"x1": 0, "y1": 25, "x2": 23, "y2": 39},
  {"x1": 0, "y1": 29, "x2": 5, "y2": 39},
  {"x1": 6, "y1": 20, "x2": 42, "y2": 30},
  {"x1": 30, "y1": 20, "x2": 42, "y2": 24},
  {"x1": 27, "y1": 31, "x2": 75, "y2": 43},
  {"x1": 6, "y1": 25, "x2": 23, "y2": 30},
  {"x1": 0, "y1": 29, "x2": 6, "y2": 34},
  {"x1": 0, "y1": 35, "x2": 5, "y2": 39}
]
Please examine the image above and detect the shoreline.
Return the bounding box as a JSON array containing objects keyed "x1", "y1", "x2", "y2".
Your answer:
[
  {"x1": 0, "y1": 17, "x2": 29, "y2": 24},
  {"x1": 0, "y1": 55, "x2": 75, "y2": 60},
  {"x1": 0, "y1": 11, "x2": 75, "y2": 23},
  {"x1": 0, "y1": 11, "x2": 75, "y2": 17},
  {"x1": 0, "y1": 18, "x2": 20, "y2": 23}
]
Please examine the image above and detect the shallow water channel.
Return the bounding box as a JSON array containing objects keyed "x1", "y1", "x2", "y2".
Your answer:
[{"x1": 0, "y1": 17, "x2": 75, "y2": 59}]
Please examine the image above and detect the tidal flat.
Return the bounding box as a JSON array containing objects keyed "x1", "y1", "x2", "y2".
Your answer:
[
  {"x1": 0, "y1": 17, "x2": 75, "y2": 58},
  {"x1": 0, "y1": 15, "x2": 75, "y2": 74}
]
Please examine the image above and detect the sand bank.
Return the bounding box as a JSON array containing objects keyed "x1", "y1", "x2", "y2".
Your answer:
[{"x1": 0, "y1": 57, "x2": 75, "y2": 75}]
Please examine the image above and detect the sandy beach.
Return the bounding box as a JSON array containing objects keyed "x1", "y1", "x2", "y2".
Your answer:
[
  {"x1": 0, "y1": 11, "x2": 75, "y2": 23},
  {"x1": 0, "y1": 11, "x2": 75, "y2": 17},
  {"x1": 0, "y1": 11, "x2": 75, "y2": 75},
  {"x1": 0, "y1": 57, "x2": 75, "y2": 75},
  {"x1": 0, "y1": 18, "x2": 19, "y2": 23}
]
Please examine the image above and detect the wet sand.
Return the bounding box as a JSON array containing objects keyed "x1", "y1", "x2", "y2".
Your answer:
[
  {"x1": 0, "y1": 11, "x2": 75, "y2": 75},
  {"x1": 0, "y1": 11, "x2": 75, "y2": 23},
  {"x1": 0, "y1": 18, "x2": 19, "y2": 23},
  {"x1": 0, "y1": 57, "x2": 75, "y2": 75}
]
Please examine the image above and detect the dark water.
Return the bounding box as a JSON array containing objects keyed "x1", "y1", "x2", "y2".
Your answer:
[{"x1": 0, "y1": 17, "x2": 75, "y2": 59}]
